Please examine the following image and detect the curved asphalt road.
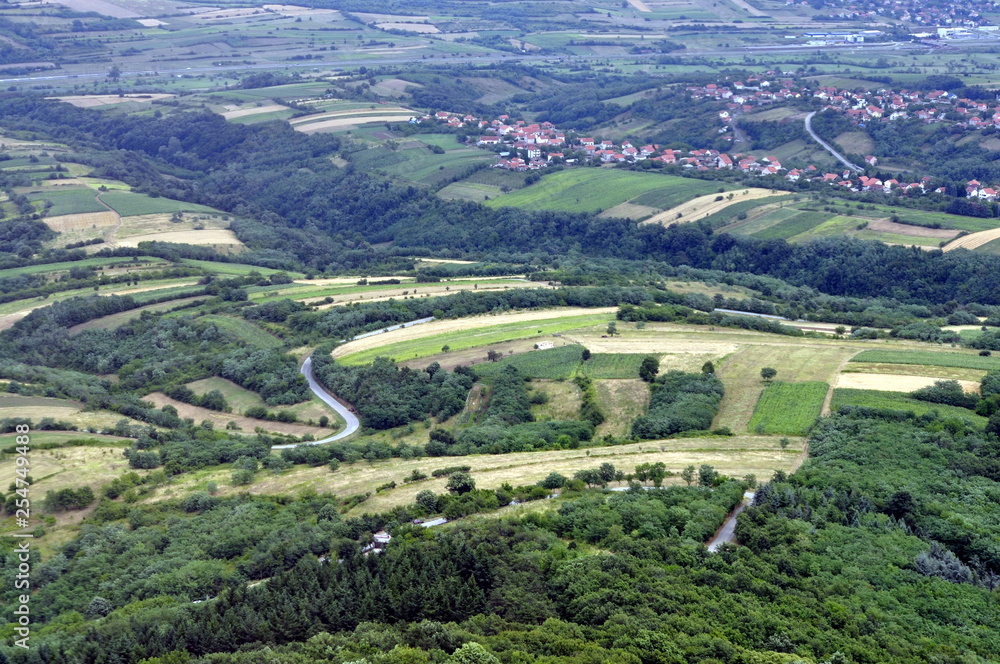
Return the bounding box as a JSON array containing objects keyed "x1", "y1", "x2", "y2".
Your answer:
[
  {"x1": 270, "y1": 355, "x2": 360, "y2": 450},
  {"x1": 707, "y1": 491, "x2": 756, "y2": 552},
  {"x1": 804, "y1": 111, "x2": 864, "y2": 174}
]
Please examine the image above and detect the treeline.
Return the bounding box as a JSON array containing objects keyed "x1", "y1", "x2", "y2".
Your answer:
[{"x1": 311, "y1": 356, "x2": 474, "y2": 430}]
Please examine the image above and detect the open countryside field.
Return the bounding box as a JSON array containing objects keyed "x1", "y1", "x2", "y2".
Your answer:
[
  {"x1": 483, "y1": 169, "x2": 726, "y2": 214},
  {"x1": 99, "y1": 192, "x2": 219, "y2": 217},
  {"x1": 642, "y1": 187, "x2": 778, "y2": 226},
  {"x1": 747, "y1": 381, "x2": 829, "y2": 435},
  {"x1": 843, "y1": 362, "x2": 987, "y2": 382},
  {"x1": 831, "y1": 389, "x2": 988, "y2": 425},
  {"x1": 332, "y1": 308, "x2": 618, "y2": 365},
  {"x1": 162, "y1": 435, "x2": 803, "y2": 516},
  {"x1": 0, "y1": 395, "x2": 143, "y2": 431},
  {"x1": 850, "y1": 349, "x2": 1000, "y2": 371},
  {"x1": 143, "y1": 393, "x2": 336, "y2": 438},
  {"x1": 835, "y1": 373, "x2": 980, "y2": 394}
]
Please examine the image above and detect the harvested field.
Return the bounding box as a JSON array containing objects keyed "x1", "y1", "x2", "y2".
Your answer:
[
  {"x1": 643, "y1": 188, "x2": 777, "y2": 226},
  {"x1": 311, "y1": 280, "x2": 543, "y2": 308},
  {"x1": 50, "y1": 94, "x2": 174, "y2": 108},
  {"x1": 144, "y1": 393, "x2": 334, "y2": 438},
  {"x1": 866, "y1": 218, "x2": 959, "y2": 239},
  {"x1": 117, "y1": 229, "x2": 244, "y2": 248},
  {"x1": 332, "y1": 307, "x2": 617, "y2": 360},
  {"x1": 626, "y1": 0, "x2": 652, "y2": 11},
  {"x1": 43, "y1": 210, "x2": 118, "y2": 232},
  {"x1": 843, "y1": 362, "x2": 986, "y2": 382},
  {"x1": 294, "y1": 115, "x2": 415, "y2": 133},
  {"x1": 52, "y1": 0, "x2": 140, "y2": 17},
  {"x1": 835, "y1": 373, "x2": 980, "y2": 393},
  {"x1": 943, "y1": 227, "x2": 1000, "y2": 251},
  {"x1": 222, "y1": 104, "x2": 290, "y2": 119},
  {"x1": 377, "y1": 22, "x2": 439, "y2": 32}
]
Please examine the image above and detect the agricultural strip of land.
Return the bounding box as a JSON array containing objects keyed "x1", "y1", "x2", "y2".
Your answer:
[{"x1": 331, "y1": 308, "x2": 617, "y2": 365}]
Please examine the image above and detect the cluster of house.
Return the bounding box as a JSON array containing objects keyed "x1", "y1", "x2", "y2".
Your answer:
[{"x1": 803, "y1": 0, "x2": 996, "y2": 28}]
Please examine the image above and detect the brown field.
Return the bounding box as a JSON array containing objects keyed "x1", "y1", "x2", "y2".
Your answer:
[
  {"x1": 599, "y1": 202, "x2": 659, "y2": 220},
  {"x1": 843, "y1": 362, "x2": 986, "y2": 382},
  {"x1": 835, "y1": 373, "x2": 980, "y2": 393},
  {"x1": 867, "y1": 218, "x2": 959, "y2": 239},
  {"x1": 293, "y1": 114, "x2": 416, "y2": 133},
  {"x1": 221, "y1": 104, "x2": 290, "y2": 120},
  {"x1": 117, "y1": 229, "x2": 244, "y2": 249},
  {"x1": 43, "y1": 210, "x2": 118, "y2": 232},
  {"x1": 643, "y1": 188, "x2": 778, "y2": 227},
  {"x1": 50, "y1": 94, "x2": 174, "y2": 108},
  {"x1": 626, "y1": 0, "x2": 652, "y2": 11},
  {"x1": 332, "y1": 307, "x2": 618, "y2": 359},
  {"x1": 143, "y1": 393, "x2": 335, "y2": 438},
  {"x1": 594, "y1": 379, "x2": 649, "y2": 438},
  {"x1": 943, "y1": 227, "x2": 1000, "y2": 251}
]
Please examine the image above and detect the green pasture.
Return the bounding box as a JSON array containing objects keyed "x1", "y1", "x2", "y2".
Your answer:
[
  {"x1": 850, "y1": 350, "x2": 1000, "y2": 372},
  {"x1": 747, "y1": 381, "x2": 828, "y2": 435},
  {"x1": 27, "y1": 189, "x2": 106, "y2": 216},
  {"x1": 831, "y1": 388, "x2": 987, "y2": 425},
  {"x1": 99, "y1": 191, "x2": 218, "y2": 217}
]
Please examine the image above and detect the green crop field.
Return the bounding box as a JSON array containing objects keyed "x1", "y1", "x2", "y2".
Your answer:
[
  {"x1": 483, "y1": 170, "x2": 723, "y2": 214},
  {"x1": 0, "y1": 257, "x2": 164, "y2": 279},
  {"x1": 850, "y1": 350, "x2": 1000, "y2": 371},
  {"x1": 704, "y1": 195, "x2": 793, "y2": 229},
  {"x1": 831, "y1": 388, "x2": 988, "y2": 425},
  {"x1": 580, "y1": 353, "x2": 649, "y2": 379},
  {"x1": 27, "y1": 189, "x2": 107, "y2": 216},
  {"x1": 199, "y1": 315, "x2": 284, "y2": 349},
  {"x1": 99, "y1": 192, "x2": 217, "y2": 217},
  {"x1": 178, "y1": 259, "x2": 304, "y2": 278},
  {"x1": 474, "y1": 344, "x2": 584, "y2": 380},
  {"x1": 750, "y1": 210, "x2": 835, "y2": 240},
  {"x1": 337, "y1": 313, "x2": 614, "y2": 366},
  {"x1": 747, "y1": 381, "x2": 828, "y2": 435}
]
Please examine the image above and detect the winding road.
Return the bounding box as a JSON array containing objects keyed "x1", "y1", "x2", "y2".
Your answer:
[
  {"x1": 270, "y1": 355, "x2": 360, "y2": 449},
  {"x1": 804, "y1": 111, "x2": 864, "y2": 174}
]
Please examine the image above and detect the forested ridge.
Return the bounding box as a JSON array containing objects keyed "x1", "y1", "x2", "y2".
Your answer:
[{"x1": 2, "y1": 98, "x2": 1000, "y2": 303}]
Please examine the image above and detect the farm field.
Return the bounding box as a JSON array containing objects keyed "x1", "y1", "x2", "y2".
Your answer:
[
  {"x1": 332, "y1": 308, "x2": 618, "y2": 365},
  {"x1": 642, "y1": 187, "x2": 778, "y2": 226},
  {"x1": 179, "y1": 260, "x2": 304, "y2": 278},
  {"x1": 142, "y1": 393, "x2": 335, "y2": 439},
  {"x1": 831, "y1": 389, "x2": 988, "y2": 425},
  {"x1": 0, "y1": 395, "x2": 142, "y2": 431},
  {"x1": 26, "y1": 189, "x2": 107, "y2": 216},
  {"x1": 843, "y1": 362, "x2": 987, "y2": 382},
  {"x1": 99, "y1": 192, "x2": 219, "y2": 217},
  {"x1": 197, "y1": 315, "x2": 284, "y2": 349},
  {"x1": 160, "y1": 435, "x2": 804, "y2": 516},
  {"x1": 184, "y1": 376, "x2": 344, "y2": 428},
  {"x1": 747, "y1": 381, "x2": 829, "y2": 435},
  {"x1": 835, "y1": 373, "x2": 980, "y2": 393},
  {"x1": 482, "y1": 169, "x2": 727, "y2": 214},
  {"x1": 594, "y1": 379, "x2": 650, "y2": 438},
  {"x1": 850, "y1": 349, "x2": 1000, "y2": 371},
  {"x1": 67, "y1": 293, "x2": 203, "y2": 334},
  {"x1": 473, "y1": 344, "x2": 585, "y2": 380}
]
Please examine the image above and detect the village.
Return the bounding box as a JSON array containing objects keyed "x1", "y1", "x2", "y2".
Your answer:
[{"x1": 417, "y1": 68, "x2": 1000, "y2": 202}]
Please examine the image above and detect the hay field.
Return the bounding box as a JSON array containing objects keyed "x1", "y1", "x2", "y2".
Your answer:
[
  {"x1": 595, "y1": 379, "x2": 649, "y2": 437},
  {"x1": 294, "y1": 115, "x2": 417, "y2": 133},
  {"x1": 943, "y1": 227, "x2": 1000, "y2": 251},
  {"x1": 143, "y1": 393, "x2": 334, "y2": 438},
  {"x1": 221, "y1": 104, "x2": 291, "y2": 119},
  {"x1": 332, "y1": 308, "x2": 617, "y2": 361},
  {"x1": 43, "y1": 210, "x2": 118, "y2": 232},
  {"x1": 157, "y1": 435, "x2": 803, "y2": 515},
  {"x1": 835, "y1": 373, "x2": 980, "y2": 393},
  {"x1": 843, "y1": 362, "x2": 986, "y2": 382},
  {"x1": 642, "y1": 188, "x2": 777, "y2": 226},
  {"x1": 50, "y1": 94, "x2": 174, "y2": 108},
  {"x1": 0, "y1": 395, "x2": 141, "y2": 430},
  {"x1": 116, "y1": 229, "x2": 244, "y2": 249}
]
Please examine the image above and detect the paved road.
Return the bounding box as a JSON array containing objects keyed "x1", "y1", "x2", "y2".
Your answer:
[
  {"x1": 270, "y1": 355, "x2": 360, "y2": 449},
  {"x1": 707, "y1": 491, "x2": 755, "y2": 552},
  {"x1": 804, "y1": 111, "x2": 864, "y2": 173}
]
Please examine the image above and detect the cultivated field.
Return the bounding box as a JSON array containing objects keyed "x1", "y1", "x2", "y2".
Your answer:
[
  {"x1": 747, "y1": 381, "x2": 829, "y2": 435},
  {"x1": 483, "y1": 169, "x2": 726, "y2": 214},
  {"x1": 943, "y1": 227, "x2": 1000, "y2": 252},
  {"x1": 117, "y1": 230, "x2": 244, "y2": 249},
  {"x1": 332, "y1": 308, "x2": 618, "y2": 365},
  {"x1": 143, "y1": 393, "x2": 334, "y2": 438},
  {"x1": 831, "y1": 389, "x2": 988, "y2": 425},
  {"x1": 835, "y1": 373, "x2": 980, "y2": 394},
  {"x1": 643, "y1": 187, "x2": 777, "y2": 226}
]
